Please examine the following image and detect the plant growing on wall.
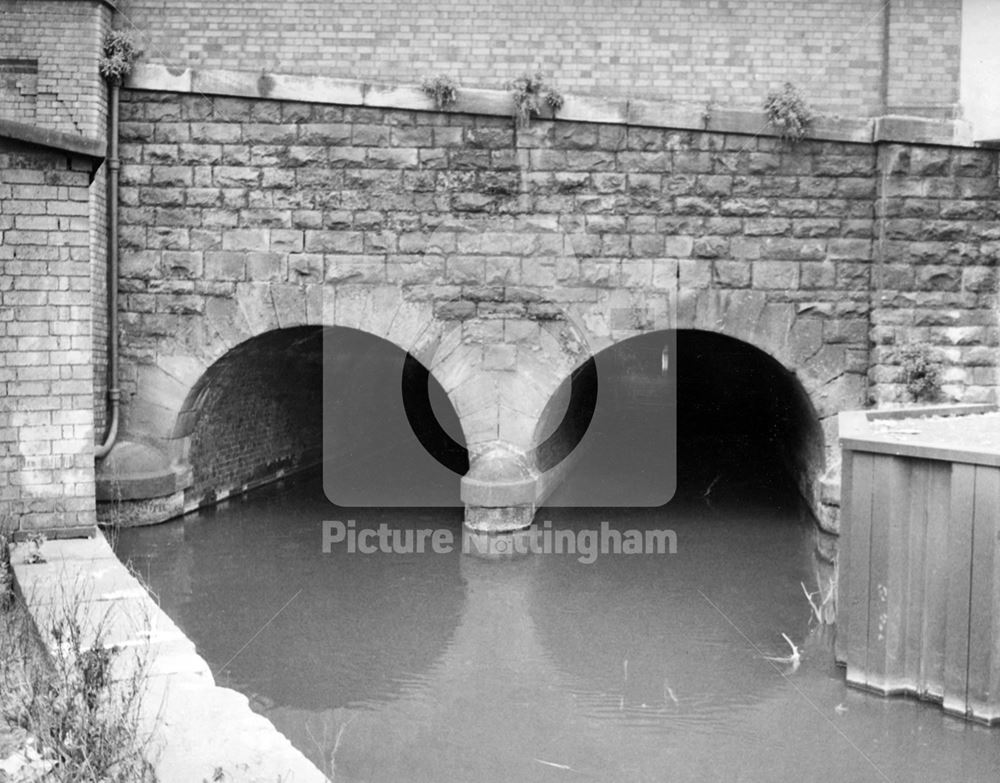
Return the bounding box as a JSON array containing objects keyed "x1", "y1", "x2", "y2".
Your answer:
[
  {"x1": 422, "y1": 74, "x2": 459, "y2": 110},
  {"x1": 99, "y1": 29, "x2": 141, "y2": 84},
  {"x1": 505, "y1": 72, "x2": 564, "y2": 130},
  {"x1": 763, "y1": 82, "x2": 814, "y2": 144},
  {"x1": 900, "y1": 344, "x2": 941, "y2": 402}
]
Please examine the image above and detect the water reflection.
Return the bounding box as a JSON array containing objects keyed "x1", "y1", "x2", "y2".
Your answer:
[
  {"x1": 116, "y1": 471, "x2": 1000, "y2": 783},
  {"x1": 116, "y1": 484, "x2": 466, "y2": 710},
  {"x1": 528, "y1": 501, "x2": 815, "y2": 722}
]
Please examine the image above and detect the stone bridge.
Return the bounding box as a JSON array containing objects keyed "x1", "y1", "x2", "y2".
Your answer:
[{"x1": 96, "y1": 66, "x2": 1000, "y2": 531}]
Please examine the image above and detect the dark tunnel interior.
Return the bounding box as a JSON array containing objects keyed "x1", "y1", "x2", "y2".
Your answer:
[{"x1": 537, "y1": 329, "x2": 824, "y2": 513}]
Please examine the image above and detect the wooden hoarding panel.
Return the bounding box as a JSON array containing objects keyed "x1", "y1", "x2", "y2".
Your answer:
[
  {"x1": 943, "y1": 463, "x2": 975, "y2": 716},
  {"x1": 918, "y1": 460, "x2": 951, "y2": 700},
  {"x1": 846, "y1": 451, "x2": 874, "y2": 687},
  {"x1": 968, "y1": 465, "x2": 1000, "y2": 722}
]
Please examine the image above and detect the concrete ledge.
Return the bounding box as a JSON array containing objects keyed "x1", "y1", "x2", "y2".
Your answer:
[
  {"x1": 0, "y1": 117, "x2": 106, "y2": 159},
  {"x1": 8, "y1": 535, "x2": 329, "y2": 782},
  {"x1": 839, "y1": 404, "x2": 1000, "y2": 466},
  {"x1": 42, "y1": 0, "x2": 118, "y2": 10},
  {"x1": 874, "y1": 115, "x2": 974, "y2": 147},
  {"x1": 127, "y1": 63, "x2": 974, "y2": 148}
]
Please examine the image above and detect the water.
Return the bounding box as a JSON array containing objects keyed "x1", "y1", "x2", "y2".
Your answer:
[{"x1": 115, "y1": 472, "x2": 1000, "y2": 782}]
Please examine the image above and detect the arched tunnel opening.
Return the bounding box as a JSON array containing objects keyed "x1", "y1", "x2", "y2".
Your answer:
[
  {"x1": 178, "y1": 325, "x2": 468, "y2": 510},
  {"x1": 179, "y1": 326, "x2": 822, "y2": 518},
  {"x1": 672, "y1": 330, "x2": 824, "y2": 510},
  {"x1": 537, "y1": 329, "x2": 824, "y2": 515}
]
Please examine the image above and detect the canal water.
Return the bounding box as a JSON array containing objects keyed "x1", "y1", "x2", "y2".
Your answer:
[{"x1": 115, "y1": 469, "x2": 1000, "y2": 783}]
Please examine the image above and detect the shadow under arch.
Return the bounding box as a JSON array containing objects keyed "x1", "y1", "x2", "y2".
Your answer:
[
  {"x1": 172, "y1": 324, "x2": 468, "y2": 510},
  {"x1": 532, "y1": 328, "x2": 824, "y2": 512},
  {"x1": 672, "y1": 329, "x2": 825, "y2": 510}
]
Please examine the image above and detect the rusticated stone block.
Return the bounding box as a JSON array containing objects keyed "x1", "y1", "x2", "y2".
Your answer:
[
  {"x1": 713, "y1": 260, "x2": 751, "y2": 287},
  {"x1": 161, "y1": 251, "x2": 203, "y2": 278},
  {"x1": 823, "y1": 319, "x2": 868, "y2": 344},
  {"x1": 761, "y1": 238, "x2": 826, "y2": 261},
  {"x1": 916, "y1": 266, "x2": 961, "y2": 292},
  {"x1": 304, "y1": 230, "x2": 363, "y2": 253},
  {"x1": 720, "y1": 197, "x2": 771, "y2": 216},
  {"x1": 963, "y1": 267, "x2": 996, "y2": 293},
  {"x1": 435, "y1": 300, "x2": 476, "y2": 320},
  {"x1": 827, "y1": 238, "x2": 871, "y2": 261},
  {"x1": 120, "y1": 250, "x2": 160, "y2": 279},
  {"x1": 246, "y1": 252, "x2": 287, "y2": 282},
  {"x1": 752, "y1": 260, "x2": 798, "y2": 289},
  {"x1": 800, "y1": 261, "x2": 836, "y2": 289},
  {"x1": 909, "y1": 148, "x2": 951, "y2": 176},
  {"x1": 675, "y1": 196, "x2": 716, "y2": 215},
  {"x1": 204, "y1": 251, "x2": 246, "y2": 280},
  {"x1": 692, "y1": 236, "x2": 728, "y2": 258},
  {"x1": 287, "y1": 253, "x2": 323, "y2": 283},
  {"x1": 837, "y1": 263, "x2": 870, "y2": 290}
]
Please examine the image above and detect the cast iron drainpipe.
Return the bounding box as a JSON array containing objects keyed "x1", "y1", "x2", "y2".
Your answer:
[{"x1": 95, "y1": 80, "x2": 120, "y2": 459}]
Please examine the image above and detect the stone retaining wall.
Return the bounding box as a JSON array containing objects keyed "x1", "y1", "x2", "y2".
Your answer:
[
  {"x1": 871, "y1": 144, "x2": 999, "y2": 404},
  {"x1": 110, "y1": 85, "x2": 999, "y2": 513}
]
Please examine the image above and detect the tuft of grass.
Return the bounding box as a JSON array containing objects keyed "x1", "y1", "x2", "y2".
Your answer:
[
  {"x1": 899, "y1": 344, "x2": 941, "y2": 403},
  {"x1": 421, "y1": 74, "x2": 459, "y2": 110},
  {"x1": 763, "y1": 81, "x2": 814, "y2": 144},
  {"x1": 505, "y1": 72, "x2": 564, "y2": 130},
  {"x1": 99, "y1": 29, "x2": 141, "y2": 84},
  {"x1": 0, "y1": 540, "x2": 156, "y2": 782}
]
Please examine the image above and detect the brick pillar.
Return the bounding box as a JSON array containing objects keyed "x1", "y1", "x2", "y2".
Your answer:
[{"x1": 0, "y1": 142, "x2": 103, "y2": 532}]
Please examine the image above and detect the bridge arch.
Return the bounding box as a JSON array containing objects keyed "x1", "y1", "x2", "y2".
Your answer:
[
  {"x1": 122, "y1": 284, "x2": 443, "y2": 448},
  {"x1": 102, "y1": 284, "x2": 463, "y2": 520},
  {"x1": 103, "y1": 282, "x2": 600, "y2": 524},
  {"x1": 102, "y1": 280, "x2": 860, "y2": 527},
  {"x1": 175, "y1": 324, "x2": 475, "y2": 510},
  {"x1": 532, "y1": 291, "x2": 845, "y2": 517}
]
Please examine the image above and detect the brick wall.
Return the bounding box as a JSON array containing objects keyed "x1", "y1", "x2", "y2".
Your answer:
[
  {"x1": 887, "y1": 0, "x2": 962, "y2": 116},
  {"x1": 121, "y1": 0, "x2": 959, "y2": 118},
  {"x1": 0, "y1": 58, "x2": 39, "y2": 125},
  {"x1": 870, "y1": 145, "x2": 999, "y2": 404},
  {"x1": 0, "y1": 140, "x2": 100, "y2": 532},
  {"x1": 0, "y1": 0, "x2": 111, "y2": 139},
  {"x1": 0, "y1": 0, "x2": 113, "y2": 443}
]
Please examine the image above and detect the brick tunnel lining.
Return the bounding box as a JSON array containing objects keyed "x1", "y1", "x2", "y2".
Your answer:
[
  {"x1": 183, "y1": 326, "x2": 326, "y2": 506},
  {"x1": 180, "y1": 325, "x2": 469, "y2": 510}
]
